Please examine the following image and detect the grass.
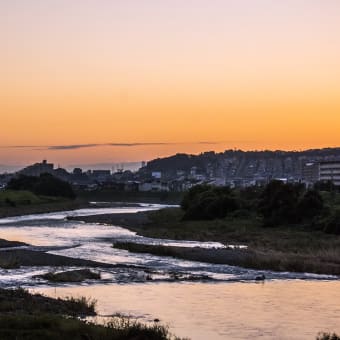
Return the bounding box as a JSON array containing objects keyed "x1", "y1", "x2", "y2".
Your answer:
[
  {"x1": 113, "y1": 241, "x2": 340, "y2": 275},
  {"x1": 0, "y1": 288, "x2": 96, "y2": 316},
  {"x1": 0, "y1": 254, "x2": 20, "y2": 269},
  {"x1": 0, "y1": 193, "x2": 89, "y2": 218},
  {"x1": 0, "y1": 190, "x2": 44, "y2": 206},
  {"x1": 0, "y1": 288, "x2": 186, "y2": 340},
  {"x1": 0, "y1": 314, "x2": 185, "y2": 340},
  {"x1": 145, "y1": 208, "x2": 340, "y2": 252}
]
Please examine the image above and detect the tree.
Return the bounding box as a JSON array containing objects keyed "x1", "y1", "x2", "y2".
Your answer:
[
  {"x1": 7, "y1": 174, "x2": 75, "y2": 199},
  {"x1": 181, "y1": 185, "x2": 238, "y2": 220},
  {"x1": 297, "y1": 189, "x2": 324, "y2": 220},
  {"x1": 258, "y1": 181, "x2": 304, "y2": 226}
]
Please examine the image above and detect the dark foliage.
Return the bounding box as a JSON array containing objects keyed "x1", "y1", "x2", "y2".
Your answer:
[
  {"x1": 321, "y1": 210, "x2": 340, "y2": 235},
  {"x1": 181, "y1": 180, "x2": 329, "y2": 228},
  {"x1": 238, "y1": 186, "x2": 264, "y2": 210},
  {"x1": 314, "y1": 180, "x2": 338, "y2": 192},
  {"x1": 257, "y1": 181, "x2": 326, "y2": 227},
  {"x1": 297, "y1": 190, "x2": 324, "y2": 220},
  {"x1": 7, "y1": 174, "x2": 75, "y2": 199},
  {"x1": 181, "y1": 185, "x2": 238, "y2": 220}
]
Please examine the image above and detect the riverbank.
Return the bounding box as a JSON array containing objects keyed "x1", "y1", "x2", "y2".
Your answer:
[
  {"x1": 113, "y1": 242, "x2": 340, "y2": 275},
  {"x1": 0, "y1": 247, "x2": 147, "y2": 270},
  {"x1": 76, "y1": 188, "x2": 183, "y2": 205},
  {"x1": 72, "y1": 208, "x2": 340, "y2": 276},
  {"x1": 0, "y1": 199, "x2": 90, "y2": 218},
  {"x1": 0, "y1": 288, "x2": 182, "y2": 340}
]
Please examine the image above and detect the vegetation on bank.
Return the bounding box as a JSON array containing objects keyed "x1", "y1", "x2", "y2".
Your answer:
[
  {"x1": 181, "y1": 181, "x2": 340, "y2": 234},
  {"x1": 0, "y1": 288, "x2": 185, "y2": 340},
  {"x1": 0, "y1": 190, "x2": 45, "y2": 207},
  {"x1": 113, "y1": 238, "x2": 340, "y2": 275},
  {"x1": 0, "y1": 288, "x2": 96, "y2": 317},
  {"x1": 7, "y1": 173, "x2": 76, "y2": 199},
  {"x1": 0, "y1": 173, "x2": 82, "y2": 217},
  {"x1": 76, "y1": 188, "x2": 183, "y2": 204},
  {"x1": 106, "y1": 180, "x2": 340, "y2": 274}
]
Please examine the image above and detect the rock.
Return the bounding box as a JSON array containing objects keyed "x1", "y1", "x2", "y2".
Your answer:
[
  {"x1": 255, "y1": 274, "x2": 266, "y2": 281},
  {"x1": 37, "y1": 269, "x2": 101, "y2": 283}
]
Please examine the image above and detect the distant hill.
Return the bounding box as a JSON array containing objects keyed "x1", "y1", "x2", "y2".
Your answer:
[{"x1": 144, "y1": 148, "x2": 340, "y2": 180}]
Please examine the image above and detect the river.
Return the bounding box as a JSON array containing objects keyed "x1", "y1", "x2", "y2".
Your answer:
[{"x1": 0, "y1": 204, "x2": 339, "y2": 339}]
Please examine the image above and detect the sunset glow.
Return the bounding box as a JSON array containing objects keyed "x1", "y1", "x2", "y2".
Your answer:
[{"x1": 2, "y1": 0, "x2": 340, "y2": 166}]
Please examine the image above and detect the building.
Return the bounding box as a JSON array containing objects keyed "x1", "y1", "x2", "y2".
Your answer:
[
  {"x1": 302, "y1": 162, "x2": 319, "y2": 186},
  {"x1": 151, "y1": 171, "x2": 162, "y2": 179},
  {"x1": 18, "y1": 160, "x2": 54, "y2": 177},
  {"x1": 319, "y1": 161, "x2": 340, "y2": 186},
  {"x1": 139, "y1": 180, "x2": 169, "y2": 192},
  {"x1": 91, "y1": 170, "x2": 112, "y2": 183}
]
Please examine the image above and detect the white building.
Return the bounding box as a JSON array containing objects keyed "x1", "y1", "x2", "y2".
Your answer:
[
  {"x1": 139, "y1": 180, "x2": 169, "y2": 192},
  {"x1": 319, "y1": 161, "x2": 340, "y2": 186}
]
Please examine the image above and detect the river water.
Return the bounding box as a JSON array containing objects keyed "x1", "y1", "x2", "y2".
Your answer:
[{"x1": 0, "y1": 204, "x2": 339, "y2": 339}]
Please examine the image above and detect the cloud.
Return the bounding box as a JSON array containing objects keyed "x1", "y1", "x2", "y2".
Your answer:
[
  {"x1": 107, "y1": 142, "x2": 174, "y2": 147},
  {"x1": 48, "y1": 143, "x2": 175, "y2": 150},
  {"x1": 1, "y1": 141, "x2": 225, "y2": 151},
  {"x1": 48, "y1": 144, "x2": 100, "y2": 150}
]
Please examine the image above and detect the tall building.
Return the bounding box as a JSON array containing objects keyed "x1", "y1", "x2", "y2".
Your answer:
[
  {"x1": 319, "y1": 161, "x2": 340, "y2": 186},
  {"x1": 302, "y1": 162, "x2": 319, "y2": 186}
]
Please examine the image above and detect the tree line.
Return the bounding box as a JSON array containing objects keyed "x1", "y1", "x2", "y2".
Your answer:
[
  {"x1": 7, "y1": 173, "x2": 76, "y2": 199},
  {"x1": 181, "y1": 181, "x2": 340, "y2": 234}
]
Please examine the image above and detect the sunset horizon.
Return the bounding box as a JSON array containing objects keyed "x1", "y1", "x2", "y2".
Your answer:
[
  {"x1": 1, "y1": 2, "x2": 340, "y2": 339},
  {"x1": 2, "y1": 0, "x2": 340, "y2": 166}
]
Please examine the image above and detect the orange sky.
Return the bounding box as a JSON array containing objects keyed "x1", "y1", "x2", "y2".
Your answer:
[{"x1": 1, "y1": 0, "x2": 340, "y2": 166}]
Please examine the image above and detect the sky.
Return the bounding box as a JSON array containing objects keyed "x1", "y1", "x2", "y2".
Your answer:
[{"x1": 1, "y1": 0, "x2": 340, "y2": 167}]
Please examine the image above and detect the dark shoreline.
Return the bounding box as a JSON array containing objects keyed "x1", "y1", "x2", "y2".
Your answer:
[
  {"x1": 0, "y1": 247, "x2": 147, "y2": 270},
  {"x1": 0, "y1": 287, "x2": 181, "y2": 339},
  {"x1": 69, "y1": 210, "x2": 151, "y2": 228},
  {"x1": 0, "y1": 200, "x2": 91, "y2": 218}
]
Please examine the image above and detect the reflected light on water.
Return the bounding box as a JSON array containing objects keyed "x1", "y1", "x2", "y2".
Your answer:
[{"x1": 34, "y1": 281, "x2": 340, "y2": 340}]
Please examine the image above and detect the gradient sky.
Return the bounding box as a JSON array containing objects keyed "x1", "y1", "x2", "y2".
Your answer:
[{"x1": 1, "y1": 0, "x2": 340, "y2": 166}]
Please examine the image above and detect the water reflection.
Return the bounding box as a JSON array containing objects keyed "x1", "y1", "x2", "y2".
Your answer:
[
  {"x1": 33, "y1": 281, "x2": 340, "y2": 340},
  {"x1": 0, "y1": 205, "x2": 337, "y2": 287}
]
